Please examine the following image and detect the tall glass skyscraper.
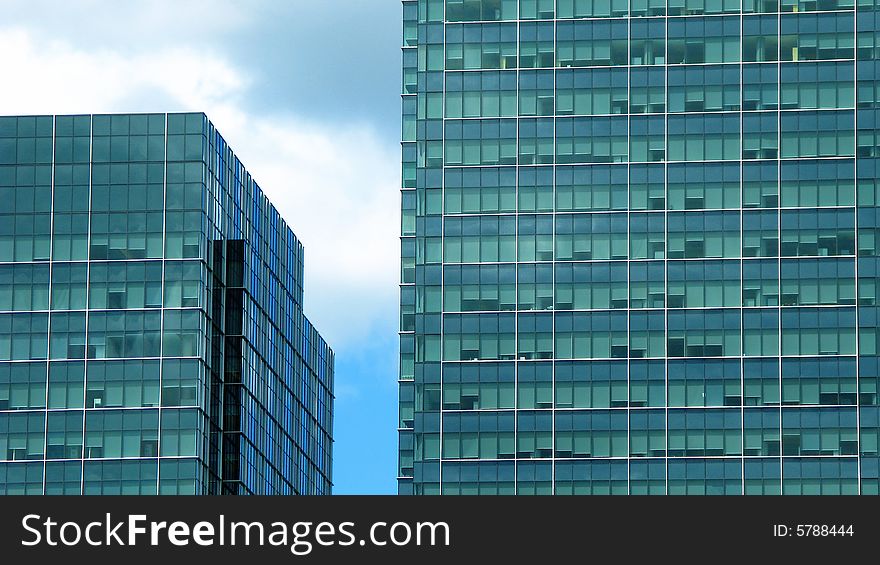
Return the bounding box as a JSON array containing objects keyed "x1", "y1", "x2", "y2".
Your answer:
[
  {"x1": 0, "y1": 112, "x2": 333, "y2": 495},
  {"x1": 399, "y1": 0, "x2": 880, "y2": 495}
]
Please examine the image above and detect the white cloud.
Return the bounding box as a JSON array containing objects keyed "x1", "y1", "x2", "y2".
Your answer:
[
  {"x1": 0, "y1": 28, "x2": 247, "y2": 114},
  {"x1": 0, "y1": 0, "x2": 259, "y2": 48},
  {"x1": 0, "y1": 26, "x2": 400, "y2": 351}
]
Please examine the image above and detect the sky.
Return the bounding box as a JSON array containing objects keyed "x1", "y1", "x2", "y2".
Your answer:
[{"x1": 0, "y1": 0, "x2": 402, "y2": 494}]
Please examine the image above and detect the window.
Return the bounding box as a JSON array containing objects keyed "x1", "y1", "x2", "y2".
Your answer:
[
  {"x1": 45, "y1": 412, "x2": 83, "y2": 460},
  {"x1": 668, "y1": 410, "x2": 742, "y2": 457},
  {"x1": 0, "y1": 313, "x2": 47, "y2": 361},
  {"x1": 517, "y1": 313, "x2": 553, "y2": 359},
  {"x1": 557, "y1": 20, "x2": 628, "y2": 68},
  {"x1": 443, "y1": 313, "x2": 515, "y2": 361},
  {"x1": 160, "y1": 408, "x2": 202, "y2": 457},
  {"x1": 446, "y1": 71, "x2": 517, "y2": 118},
  {"x1": 518, "y1": 118, "x2": 554, "y2": 164},
  {"x1": 444, "y1": 264, "x2": 516, "y2": 312},
  {"x1": 743, "y1": 112, "x2": 779, "y2": 159},
  {"x1": 781, "y1": 110, "x2": 854, "y2": 158},
  {"x1": 445, "y1": 167, "x2": 516, "y2": 214},
  {"x1": 446, "y1": 0, "x2": 517, "y2": 21},
  {"x1": 442, "y1": 411, "x2": 515, "y2": 459},
  {"x1": 0, "y1": 264, "x2": 48, "y2": 311},
  {"x1": 744, "y1": 411, "x2": 780, "y2": 458},
  {"x1": 517, "y1": 362, "x2": 553, "y2": 407},
  {"x1": 781, "y1": 12, "x2": 854, "y2": 62},
  {"x1": 444, "y1": 119, "x2": 517, "y2": 166},
  {"x1": 556, "y1": 68, "x2": 628, "y2": 116},
  {"x1": 780, "y1": 258, "x2": 856, "y2": 306},
  {"x1": 555, "y1": 311, "x2": 628, "y2": 359},
  {"x1": 519, "y1": 22, "x2": 554, "y2": 68},
  {"x1": 631, "y1": 18, "x2": 666, "y2": 66},
  {"x1": 554, "y1": 410, "x2": 627, "y2": 458},
  {"x1": 781, "y1": 307, "x2": 856, "y2": 356},
  {"x1": 445, "y1": 23, "x2": 517, "y2": 70},
  {"x1": 555, "y1": 361, "x2": 628, "y2": 409},
  {"x1": 669, "y1": 359, "x2": 741, "y2": 407},
  {"x1": 557, "y1": 0, "x2": 627, "y2": 17},
  {"x1": 84, "y1": 460, "x2": 158, "y2": 495},
  {"x1": 443, "y1": 215, "x2": 516, "y2": 263},
  {"x1": 668, "y1": 162, "x2": 739, "y2": 210},
  {"x1": 557, "y1": 116, "x2": 628, "y2": 163},
  {"x1": 629, "y1": 411, "x2": 666, "y2": 458},
  {"x1": 781, "y1": 62, "x2": 855, "y2": 110},
  {"x1": 556, "y1": 460, "x2": 628, "y2": 495},
  {"x1": 442, "y1": 362, "x2": 515, "y2": 410},
  {"x1": 669, "y1": 65, "x2": 740, "y2": 113},
  {"x1": 556, "y1": 213, "x2": 628, "y2": 260},
  {"x1": 780, "y1": 209, "x2": 855, "y2": 257},
  {"x1": 630, "y1": 115, "x2": 665, "y2": 162},
  {"x1": 668, "y1": 212, "x2": 740, "y2": 259},
  {"x1": 667, "y1": 309, "x2": 741, "y2": 357},
  {"x1": 86, "y1": 360, "x2": 159, "y2": 409},
  {"x1": 0, "y1": 362, "x2": 46, "y2": 410},
  {"x1": 0, "y1": 412, "x2": 45, "y2": 461},
  {"x1": 668, "y1": 113, "x2": 740, "y2": 161},
  {"x1": 668, "y1": 17, "x2": 740, "y2": 64},
  {"x1": 667, "y1": 260, "x2": 740, "y2": 308},
  {"x1": 86, "y1": 311, "x2": 161, "y2": 359},
  {"x1": 557, "y1": 164, "x2": 628, "y2": 211},
  {"x1": 555, "y1": 262, "x2": 627, "y2": 310}
]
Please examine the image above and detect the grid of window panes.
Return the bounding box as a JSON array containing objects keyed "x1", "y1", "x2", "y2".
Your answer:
[
  {"x1": 399, "y1": 0, "x2": 880, "y2": 495},
  {"x1": 203, "y1": 115, "x2": 334, "y2": 495},
  {"x1": 0, "y1": 113, "x2": 333, "y2": 495}
]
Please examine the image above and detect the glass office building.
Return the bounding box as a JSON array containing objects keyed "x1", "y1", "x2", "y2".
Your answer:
[
  {"x1": 399, "y1": 0, "x2": 880, "y2": 494},
  {"x1": 0, "y1": 112, "x2": 333, "y2": 495}
]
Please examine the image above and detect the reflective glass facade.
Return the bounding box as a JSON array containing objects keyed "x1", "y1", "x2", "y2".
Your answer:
[
  {"x1": 399, "y1": 0, "x2": 880, "y2": 495},
  {"x1": 0, "y1": 113, "x2": 333, "y2": 495}
]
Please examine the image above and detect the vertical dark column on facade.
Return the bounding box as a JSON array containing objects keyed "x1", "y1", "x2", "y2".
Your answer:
[
  {"x1": 221, "y1": 239, "x2": 245, "y2": 494},
  {"x1": 205, "y1": 240, "x2": 226, "y2": 494}
]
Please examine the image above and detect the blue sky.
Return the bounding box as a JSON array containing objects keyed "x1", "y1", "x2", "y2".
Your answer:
[{"x1": 0, "y1": 0, "x2": 403, "y2": 494}]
